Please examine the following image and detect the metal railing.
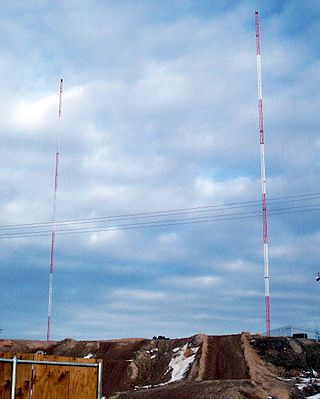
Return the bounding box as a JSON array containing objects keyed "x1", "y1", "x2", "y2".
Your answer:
[{"x1": 0, "y1": 355, "x2": 103, "y2": 399}]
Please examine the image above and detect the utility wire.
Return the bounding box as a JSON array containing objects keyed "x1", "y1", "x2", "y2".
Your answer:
[
  {"x1": 0, "y1": 201, "x2": 319, "y2": 240},
  {"x1": 0, "y1": 191, "x2": 320, "y2": 232}
]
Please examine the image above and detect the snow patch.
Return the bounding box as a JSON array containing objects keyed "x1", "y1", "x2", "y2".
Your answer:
[
  {"x1": 134, "y1": 385, "x2": 153, "y2": 390},
  {"x1": 167, "y1": 344, "x2": 199, "y2": 383},
  {"x1": 84, "y1": 353, "x2": 95, "y2": 359},
  {"x1": 135, "y1": 344, "x2": 199, "y2": 390},
  {"x1": 172, "y1": 347, "x2": 180, "y2": 353},
  {"x1": 286, "y1": 372, "x2": 320, "y2": 398}
]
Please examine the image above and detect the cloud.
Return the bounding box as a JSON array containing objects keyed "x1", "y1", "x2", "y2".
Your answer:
[
  {"x1": 12, "y1": 94, "x2": 56, "y2": 131},
  {"x1": 1, "y1": 1, "x2": 320, "y2": 341},
  {"x1": 88, "y1": 183, "x2": 131, "y2": 203},
  {"x1": 88, "y1": 229, "x2": 123, "y2": 246},
  {"x1": 194, "y1": 176, "x2": 259, "y2": 201},
  {"x1": 6, "y1": 85, "x2": 84, "y2": 133},
  {"x1": 112, "y1": 288, "x2": 166, "y2": 301},
  {"x1": 160, "y1": 275, "x2": 220, "y2": 289},
  {"x1": 132, "y1": 62, "x2": 192, "y2": 110},
  {"x1": 214, "y1": 259, "x2": 253, "y2": 272}
]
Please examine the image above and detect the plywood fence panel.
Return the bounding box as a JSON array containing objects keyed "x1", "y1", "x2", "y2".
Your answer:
[
  {"x1": 0, "y1": 353, "x2": 12, "y2": 399},
  {"x1": 32, "y1": 355, "x2": 70, "y2": 399},
  {"x1": 0, "y1": 353, "x2": 99, "y2": 399},
  {"x1": 14, "y1": 354, "x2": 33, "y2": 399},
  {"x1": 68, "y1": 357, "x2": 97, "y2": 399}
]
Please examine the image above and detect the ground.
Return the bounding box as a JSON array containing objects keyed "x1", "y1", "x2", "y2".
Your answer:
[{"x1": 1, "y1": 333, "x2": 320, "y2": 398}]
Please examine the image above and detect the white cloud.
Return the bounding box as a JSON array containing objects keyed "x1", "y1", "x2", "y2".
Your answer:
[
  {"x1": 158, "y1": 232, "x2": 180, "y2": 244},
  {"x1": 13, "y1": 95, "x2": 56, "y2": 131},
  {"x1": 132, "y1": 62, "x2": 191, "y2": 109},
  {"x1": 88, "y1": 183, "x2": 131, "y2": 202},
  {"x1": 9, "y1": 85, "x2": 84, "y2": 132},
  {"x1": 0, "y1": 199, "x2": 34, "y2": 225},
  {"x1": 194, "y1": 176, "x2": 258, "y2": 201},
  {"x1": 88, "y1": 229, "x2": 122, "y2": 246},
  {"x1": 270, "y1": 244, "x2": 293, "y2": 258},
  {"x1": 231, "y1": 289, "x2": 262, "y2": 298},
  {"x1": 215, "y1": 259, "x2": 253, "y2": 272},
  {"x1": 161, "y1": 275, "x2": 220, "y2": 289},
  {"x1": 112, "y1": 288, "x2": 166, "y2": 301},
  {"x1": 82, "y1": 147, "x2": 169, "y2": 180}
]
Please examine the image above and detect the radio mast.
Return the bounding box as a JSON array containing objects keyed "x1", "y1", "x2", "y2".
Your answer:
[
  {"x1": 47, "y1": 79, "x2": 63, "y2": 341},
  {"x1": 255, "y1": 12, "x2": 271, "y2": 336}
]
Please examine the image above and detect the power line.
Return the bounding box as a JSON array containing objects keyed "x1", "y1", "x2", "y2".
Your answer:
[
  {"x1": 0, "y1": 201, "x2": 319, "y2": 240},
  {"x1": 0, "y1": 191, "x2": 320, "y2": 232}
]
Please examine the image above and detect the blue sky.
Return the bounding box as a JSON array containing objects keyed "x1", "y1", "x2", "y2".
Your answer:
[{"x1": 1, "y1": 0, "x2": 320, "y2": 340}]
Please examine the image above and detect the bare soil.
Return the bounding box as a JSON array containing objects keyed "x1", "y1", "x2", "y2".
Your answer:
[
  {"x1": 201, "y1": 334, "x2": 250, "y2": 380},
  {"x1": 1, "y1": 333, "x2": 318, "y2": 398}
]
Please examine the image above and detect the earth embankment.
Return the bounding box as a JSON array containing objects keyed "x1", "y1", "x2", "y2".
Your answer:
[
  {"x1": 0, "y1": 333, "x2": 313, "y2": 398},
  {"x1": 201, "y1": 334, "x2": 250, "y2": 380}
]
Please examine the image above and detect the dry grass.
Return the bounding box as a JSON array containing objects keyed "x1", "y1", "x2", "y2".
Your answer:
[{"x1": 196, "y1": 335, "x2": 208, "y2": 381}]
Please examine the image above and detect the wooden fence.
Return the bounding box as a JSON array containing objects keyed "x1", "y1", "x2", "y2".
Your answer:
[{"x1": 0, "y1": 353, "x2": 102, "y2": 399}]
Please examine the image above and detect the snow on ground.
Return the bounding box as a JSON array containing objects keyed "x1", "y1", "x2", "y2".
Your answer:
[
  {"x1": 167, "y1": 344, "x2": 199, "y2": 383},
  {"x1": 172, "y1": 347, "x2": 180, "y2": 353},
  {"x1": 296, "y1": 377, "x2": 314, "y2": 390},
  {"x1": 135, "y1": 385, "x2": 153, "y2": 390},
  {"x1": 135, "y1": 343, "x2": 199, "y2": 390},
  {"x1": 84, "y1": 353, "x2": 95, "y2": 359},
  {"x1": 286, "y1": 373, "x2": 320, "y2": 398}
]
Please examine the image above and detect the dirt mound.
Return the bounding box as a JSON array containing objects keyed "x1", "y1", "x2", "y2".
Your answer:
[
  {"x1": 97, "y1": 338, "x2": 148, "y2": 395},
  {"x1": 249, "y1": 335, "x2": 318, "y2": 376},
  {"x1": 109, "y1": 380, "x2": 269, "y2": 399},
  {"x1": 0, "y1": 333, "x2": 312, "y2": 398},
  {"x1": 200, "y1": 334, "x2": 250, "y2": 380},
  {"x1": 0, "y1": 339, "x2": 54, "y2": 354}
]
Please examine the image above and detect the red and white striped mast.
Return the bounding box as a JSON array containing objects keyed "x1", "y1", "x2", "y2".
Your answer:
[
  {"x1": 47, "y1": 78, "x2": 63, "y2": 341},
  {"x1": 255, "y1": 11, "x2": 271, "y2": 336}
]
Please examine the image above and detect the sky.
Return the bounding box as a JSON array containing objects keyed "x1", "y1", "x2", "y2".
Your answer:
[{"x1": 1, "y1": 0, "x2": 320, "y2": 341}]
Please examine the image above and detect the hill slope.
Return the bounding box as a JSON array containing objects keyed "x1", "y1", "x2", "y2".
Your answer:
[{"x1": 1, "y1": 333, "x2": 319, "y2": 398}]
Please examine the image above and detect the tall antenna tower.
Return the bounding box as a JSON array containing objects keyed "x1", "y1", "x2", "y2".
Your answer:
[
  {"x1": 255, "y1": 11, "x2": 271, "y2": 336},
  {"x1": 47, "y1": 78, "x2": 63, "y2": 341}
]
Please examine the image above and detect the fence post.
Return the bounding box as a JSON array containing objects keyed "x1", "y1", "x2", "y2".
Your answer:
[
  {"x1": 97, "y1": 360, "x2": 103, "y2": 399},
  {"x1": 10, "y1": 355, "x2": 17, "y2": 399}
]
